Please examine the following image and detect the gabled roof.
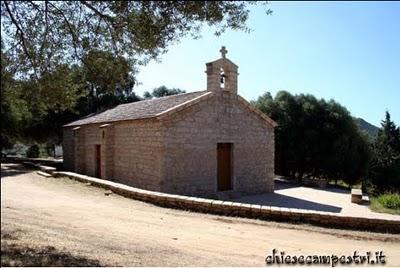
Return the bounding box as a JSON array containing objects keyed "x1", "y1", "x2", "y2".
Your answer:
[
  {"x1": 64, "y1": 91, "x2": 210, "y2": 127},
  {"x1": 64, "y1": 90, "x2": 277, "y2": 128},
  {"x1": 206, "y1": 57, "x2": 238, "y2": 68}
]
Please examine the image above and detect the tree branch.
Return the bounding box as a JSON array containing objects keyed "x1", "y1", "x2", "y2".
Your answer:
[
  {"x1": 80, "y1": 1, "x2": 113, "y2": 22},
  {"x1": 39, "y1": 1, "x2": 49, "y2": 68},
  {"x1": 79, "y1": 1, "x2": 118, "y2": 54},
  {"x1": 47, "y1": 2, "x2": 81, "y2": 61},
  {"x1": 3, "y1": 1, "x2": 35, "y2": 69}
]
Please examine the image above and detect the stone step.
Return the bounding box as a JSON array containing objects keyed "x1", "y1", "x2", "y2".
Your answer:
[{"x1": 37, "y1": 171, "x2": 52, "y2": 177}]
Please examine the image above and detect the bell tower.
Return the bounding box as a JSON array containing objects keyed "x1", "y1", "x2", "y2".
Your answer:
[{"x1": 205, "y1": 46, "x2": 239, "y2": 94}]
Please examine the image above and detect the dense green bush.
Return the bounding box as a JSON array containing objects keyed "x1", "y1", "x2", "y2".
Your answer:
[
  {"x1": 252, "y1": 91, "x2": 370, "y2": 186},
  {"x1": 376, "y1": 193, "x2": 400, "y2": 210},
  {"x1": 26, "y1": 145, "x2": 40, "y2": 158}
]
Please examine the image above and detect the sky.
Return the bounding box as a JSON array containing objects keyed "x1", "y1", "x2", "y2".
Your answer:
[{"x1": 135, "y1": 1, "x2": 400, "y2": 126}]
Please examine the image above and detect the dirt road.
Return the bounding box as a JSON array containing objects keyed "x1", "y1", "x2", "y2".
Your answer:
[{"x1": 2, "y1": 163, "x2": 400, "y2": 266}]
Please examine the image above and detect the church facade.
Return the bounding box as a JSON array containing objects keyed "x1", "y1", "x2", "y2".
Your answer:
[{"x1": 63, "y1": 47, "x2": 276, "y2": 198}]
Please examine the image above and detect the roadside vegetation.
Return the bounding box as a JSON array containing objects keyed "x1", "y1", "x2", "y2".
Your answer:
[
  {"x1": 253, "y1": 93, "x2": 400, "y2": 194},
  {"x1": 253, "y1": 94, "x2": 400, "y2": 216},
  {"x1": 370, "y1": 193, "x2": 400, "y2": 215}
]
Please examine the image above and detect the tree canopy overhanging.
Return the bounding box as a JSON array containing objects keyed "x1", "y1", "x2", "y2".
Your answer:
[
  {"x1": 1, "y1": 1, "x2": 270, "y2": 77},
  {"x1": 1, "y1": 0, "x2": 270, "y2": 147}
]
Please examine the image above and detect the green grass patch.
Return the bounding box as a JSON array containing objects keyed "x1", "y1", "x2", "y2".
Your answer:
[{"x1": 370, "y1": 193, "x2": 400, "y2": 215}]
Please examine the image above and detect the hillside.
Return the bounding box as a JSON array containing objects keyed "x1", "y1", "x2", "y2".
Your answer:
[{"x1": 355, "y1": 118, "x2": 379, "y2": 139}]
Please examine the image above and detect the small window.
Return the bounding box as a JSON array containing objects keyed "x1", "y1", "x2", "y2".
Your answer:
[{"x1": 220, "y1": 68, "x2": 226, "y2": 89}]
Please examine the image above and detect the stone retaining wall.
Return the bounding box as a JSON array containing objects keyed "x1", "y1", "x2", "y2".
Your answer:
[
  {"x1": 44, "y1": 169, "x2": 400, "y2": 234},
  {"x1": 4, "y1": 157, "x2": 62, "y2": 166}
]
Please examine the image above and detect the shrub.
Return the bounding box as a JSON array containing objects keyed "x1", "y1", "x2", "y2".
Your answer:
[
  {"x1": 26, "y1": 145, "x2": 40, "y2": 158},
  {"x1": 376, "y1": 193, "x2": 400, "y2": 210}
]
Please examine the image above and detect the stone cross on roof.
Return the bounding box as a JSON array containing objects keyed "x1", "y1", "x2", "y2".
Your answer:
[{"x1": 220, "y1": 46, "x2": 227, "y2": 59}]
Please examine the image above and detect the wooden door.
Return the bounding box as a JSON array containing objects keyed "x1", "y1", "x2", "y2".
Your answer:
[
  {"x1": 95, "y1": 144, "x2": 101, "y2": 178},
  {"x1": 217, "y1": 143, "x2": 232, "y2": 191}
]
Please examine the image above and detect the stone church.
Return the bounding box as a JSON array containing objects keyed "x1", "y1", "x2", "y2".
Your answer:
[{"x1": 63, "y1": 47, "x2": 276, "y2": 198}]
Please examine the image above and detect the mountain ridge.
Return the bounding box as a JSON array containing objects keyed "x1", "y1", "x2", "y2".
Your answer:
[{"x1": 355, "y1": 117, "x2": 379, "y2": 139}]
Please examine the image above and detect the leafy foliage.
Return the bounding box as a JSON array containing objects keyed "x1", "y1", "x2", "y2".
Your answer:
[
  {"x1": 370, "y1": 193, "x2": 400, "y2": 215},
  {"x1": 376, "y1": 193, "x2": 400, "y2": 210},
  {"x1": 1, "y1": 1, "x2": 269, "y2": 77},
  {"x1": 1, "y1": 50, "x2": 32, "y2": 150},
  {"x1": 1, "y1": 49, "x2": 141, "y2": 146},
  {"x1": 143, "y1": 85, "x2": 186, "y2": 99},
  {"x1": 1, "y1": 0, "x2": 269, "y2": 148},
  {"x1": 74, "y1": 50, "x2": 140, "y2": 115},
  {"x1": 367, "y1": 112, "x2": 400, "y2": 193},
  {"x1": 252, "y1": 91, "x2": 371, "y2": 185},
  {"x1": 26, "y1": 145, "x2": 40, "y2": 158}
]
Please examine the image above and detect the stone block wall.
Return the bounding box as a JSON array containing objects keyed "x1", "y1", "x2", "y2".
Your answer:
[
  {"x1": 63, "y1": 120, "x2": 164, "y2": 191},
  {"x1": 52, "y1": 170, "x2": 400, "y2": 234},
  {"x1": 206, "y1": 59, "x2": 238, "y2": 94},
  {"x1": 161, "y1": 91, "x2": 275, "y2": 198},
  {"x1": 81, "y1": 124, "x2": 101, "y2": 177},
  {"x1": 100, "y1": 124, "x2": 115, "y2": 180},
  {"x1": 112, "y1": 119, "x2": 164, "y2": 191},
  {"x1": 63, "y1": 91, "x2": 275, "y2": 197},
  {"x1": 62, "y1": 128, "x2": 74, "y2": 171}
]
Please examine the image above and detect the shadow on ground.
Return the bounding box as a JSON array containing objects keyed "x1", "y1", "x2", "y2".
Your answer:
[
  {"x1": 1, "y1": 164, "x2": 33, "y2": 179},
  {"x1": 237, "y1": 181, "x2": 343, "y2": 213},
  {"x1": 238, "y1": 192, "x2": 342, "y2": 213},
  {"x1": 0, "y1": 230, "x2": 106, "y2": 267},
  {"x1": 1, "y1": 243, "x2": 105, "y2": 267}
]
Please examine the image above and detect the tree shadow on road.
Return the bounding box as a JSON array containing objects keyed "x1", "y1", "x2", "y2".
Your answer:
[
  {"x1": 1, "y1": 230, "x2": 106, "y2": 267},
  {"x1": 1, "y1": 164, "x2": 33, "y2": 179},
  {"x1": 1, "y1": 243, "x2": 106, "y2": 267}
]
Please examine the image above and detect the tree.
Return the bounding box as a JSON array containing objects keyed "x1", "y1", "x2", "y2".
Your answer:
[
  {"x1": 26, "y1": 144, "x2": 40, "y2": 158},
  {"x1": 252, "y1": 91, "x2": 370, "y2": 185},
  {"x1": 367, "y1": 112, "x2": 400, "y2": 193},
  {"x1": 1, "y1": 1, "x2": 270, "y2": 77},
  {"x1": 1, "y1": 50, "x2": 32, "y2": 151},
  {"x1": 1, "y1": 1, "x2": 271, "y2": 149},
  {"x1": 143, "y1": 85, "x2": 186, "y2": 99},
  {"x1": 76, "y1": 49, "x2": 140, "y2": 115},
  {"x1": 1, "y1": 49, "x2": 141, "y2": 147}
]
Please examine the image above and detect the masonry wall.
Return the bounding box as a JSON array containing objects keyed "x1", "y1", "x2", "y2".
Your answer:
[
  {"x1": 63, "y1": 120, "x2": 164, "y2": 191},
  {"x1": 112, "y1": 120, "x2": 164, "y2": 191},
  {"x1": 63, "y1": 91, "x2": 274, "y2": 197},
  {"x1": 62, "y1": 128, "x2": 75, "y2": 171},
  {"x1": 81, "y1": 124, "x2": 101, "y2": 177},
  {"x1": 101, "y1": 125, "x2": 115, "y2": 180},
  {"x1": 160, "y1": 91, "x2": 275, "y2": 198}
]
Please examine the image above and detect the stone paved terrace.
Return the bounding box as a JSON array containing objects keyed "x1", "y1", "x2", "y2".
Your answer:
[{"x1": 234, "y1": 180, "x2": 400, "y2": 221}]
